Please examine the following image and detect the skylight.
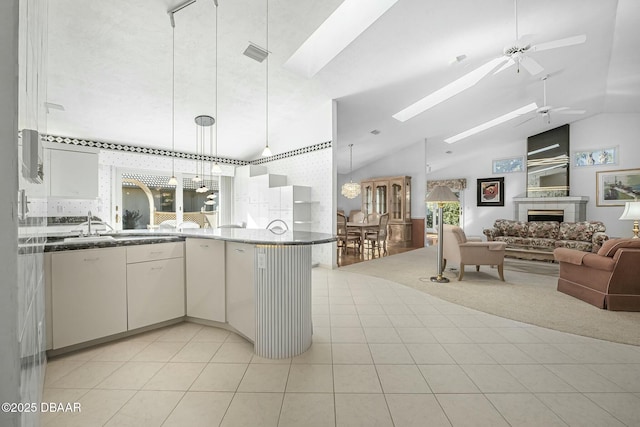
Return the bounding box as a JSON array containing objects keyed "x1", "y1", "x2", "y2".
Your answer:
[
  {"x1": 392, "y1": 57, "x2": 506, "y2": 122},
  {"x1": 284, "y1": 0, "x2": 399, "y2": 78},
  {"x1": 444, "y1": 102, "x2": 538, "y2": 144}
]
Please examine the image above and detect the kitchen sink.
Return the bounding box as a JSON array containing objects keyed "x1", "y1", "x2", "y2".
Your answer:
[{"x1": 63, "y1": 235, "x2": 116, "y2": 244}]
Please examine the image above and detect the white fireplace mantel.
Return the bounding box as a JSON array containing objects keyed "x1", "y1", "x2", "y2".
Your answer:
[{"x1": 513, "y1": 196, "x2": 589, "y2": 222}]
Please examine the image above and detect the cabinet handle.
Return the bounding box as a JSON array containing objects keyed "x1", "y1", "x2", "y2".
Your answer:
[
  {"x1": 235, "y1": 248, "x2": 245, "y2": 253},
  {"x1": 150, "y1": 251, "x2": 164, "y2": 255},
  {"x1": 151, "y1": 266, "x2": 163, "y2": 271},
  {"x1": 199, "y1": 244, "x2": 209, "y2": 248},
  {"x1": 83, "y1": 257, "x2": 99, "y2": 262}
]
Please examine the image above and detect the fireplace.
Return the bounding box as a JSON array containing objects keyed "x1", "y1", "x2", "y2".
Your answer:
[
  {"x1": 528, "y1": 209, "x2": 564, "y2": 222},
  {"x1": 513, "y1": 196, "x2": 588, "y2": 222}
]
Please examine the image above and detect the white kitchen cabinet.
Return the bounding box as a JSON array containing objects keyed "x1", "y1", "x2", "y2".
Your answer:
[
  {"x1": 225, "y1": 242, "x2": 255, "y2": 340},
  {"x1": 46, "y1": 146, "x2": 99, "y2": 199},
  {"x1": 50, "y1": 247, "x2": 127, "y2": 349},
  {"x1": 268, "y1": 185, "x2": 313, "y2": 232},
  {"x1": 186, "y1": 238, "x2": 225, "y2": 322},
  {"x1": 126, "y1": 242, "x2": 185, "y2": 330}
]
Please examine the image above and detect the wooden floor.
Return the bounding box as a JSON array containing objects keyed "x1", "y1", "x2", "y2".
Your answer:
[{"x1": 337, "y1": 242, "x2": 421, "y2": 267}]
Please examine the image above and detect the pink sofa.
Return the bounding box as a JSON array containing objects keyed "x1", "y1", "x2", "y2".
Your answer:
[{"x1": 554, "y1": 238, "x2": 640, "y2": 311}]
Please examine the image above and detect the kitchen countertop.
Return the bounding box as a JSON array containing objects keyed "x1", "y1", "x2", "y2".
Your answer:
[{"x1": 43, "y1": 228, "x2": 336, "y2": 252}]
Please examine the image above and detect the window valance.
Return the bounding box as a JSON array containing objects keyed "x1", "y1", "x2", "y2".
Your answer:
[{"x1": 426, "y1": 179, "x2": 467, "y2": 192}]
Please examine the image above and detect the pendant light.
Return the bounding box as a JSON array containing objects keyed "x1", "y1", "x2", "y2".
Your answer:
[
  {"x1": 341, "y1": 144, "x2": 361, "y2": 199},
  {"x1": 261, "y1": 0, "x2": 272, "y2": 157},
  {"x1": 211, "y1": 1, "x2": 223, "y2": 175},
  {"x1": 194, "y1": 115, "x2": 214, "y2": 193},
  {"x1": 167, "y1": 23, "x2": 178, "y2": 186}
]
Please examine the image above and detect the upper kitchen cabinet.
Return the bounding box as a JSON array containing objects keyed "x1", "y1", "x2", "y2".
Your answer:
[{"x1": 46, "y1": 144, "x2": 99, "y2": 199}]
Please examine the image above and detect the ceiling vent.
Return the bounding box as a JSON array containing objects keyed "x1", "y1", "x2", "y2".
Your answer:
[{"x1": 243, "y1": 43, "x2": 268, "y2": 63}]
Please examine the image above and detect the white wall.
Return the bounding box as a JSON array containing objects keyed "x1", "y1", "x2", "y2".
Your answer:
[{"x1": 570, "y1": 113, "x2": 640, "y2": 238}]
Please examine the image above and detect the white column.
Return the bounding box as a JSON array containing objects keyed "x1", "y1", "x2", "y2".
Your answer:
[{"x1": 254, "y1": 245, "x2": 313, "y2": 358}]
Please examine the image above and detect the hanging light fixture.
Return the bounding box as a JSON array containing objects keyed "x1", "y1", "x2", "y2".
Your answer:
[
  {"x1": 341, "y1": 144, "x2": 361, "y2": 199},
  {"x1": 211, "y1": 1, "x2": 223, "y2": 175},
  {"x1": 194, "y1": 115, "x2": 214, "y2": 193},
  {"x1": 261, "y1": 0, "x2": 272, "y2": 157},
  {"x1": 167, "y1": 21, "x2": 178, "y2": 186}
]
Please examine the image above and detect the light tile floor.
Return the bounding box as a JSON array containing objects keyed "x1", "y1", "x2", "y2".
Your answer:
[{"x1": 42, "y1": 268, "x2": 640, "y2": 426}]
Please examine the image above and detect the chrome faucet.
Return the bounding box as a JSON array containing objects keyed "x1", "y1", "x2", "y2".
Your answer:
[{"x1": 87, "y1": 211, "x2": 92, "y2": 236}]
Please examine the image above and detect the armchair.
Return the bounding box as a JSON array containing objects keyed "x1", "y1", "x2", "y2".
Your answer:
[
  {"x1": 554, "y1": 238, "x2": 640, "y2": 310},
  {"x1": 442, "y1": 224, "x2": 507, "y2": 281}
]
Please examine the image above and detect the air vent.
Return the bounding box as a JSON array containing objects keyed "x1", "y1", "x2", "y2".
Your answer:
[
  {"x1": 370, "y1": 129, "x2": 381, "y2": 135},
  {"x1": 243, "y1": 43, "x2": 268, "y2": 62}
]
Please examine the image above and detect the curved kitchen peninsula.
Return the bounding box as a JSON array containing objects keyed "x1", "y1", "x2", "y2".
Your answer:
[{"x1": 45, "y1": 229, "x2": 334, "y2": 359}]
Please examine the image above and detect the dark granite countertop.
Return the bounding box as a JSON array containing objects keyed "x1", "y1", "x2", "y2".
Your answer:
[{"x1": 43, "y1": 229, "x2": 335, "y2": 252}]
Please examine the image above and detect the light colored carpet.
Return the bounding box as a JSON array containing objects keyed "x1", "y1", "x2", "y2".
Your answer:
[{"x1": 342, "y1": 246, "x2": 640, "y2": 346}]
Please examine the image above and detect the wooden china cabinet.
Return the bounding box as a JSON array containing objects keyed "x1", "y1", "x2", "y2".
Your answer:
[{"x1": 361, "y1": 176, "x2": 412, "y2": 246}]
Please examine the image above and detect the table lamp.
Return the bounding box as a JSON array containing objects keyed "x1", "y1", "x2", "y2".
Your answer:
[
  {"x1": 425, "y1": 185, "x2": 459, "y2": 282},
  {"x1": 619, "y1": 201, "x2": 640, "y2": 239}
]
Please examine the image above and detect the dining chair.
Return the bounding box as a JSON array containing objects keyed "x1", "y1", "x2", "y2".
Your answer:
[
  {"x1": 337, "y1": 212, "x2": 360, "y2": 256},
  {"x1": 365, "y1": 213, "x2": 389, "y2": 257}
]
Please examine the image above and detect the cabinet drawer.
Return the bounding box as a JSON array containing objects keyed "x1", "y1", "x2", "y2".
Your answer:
[{"x1": 126, "y1": 242, "x2": 184, "y2": 263}]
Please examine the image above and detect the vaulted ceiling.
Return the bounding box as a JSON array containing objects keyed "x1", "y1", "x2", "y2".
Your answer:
[{"x1": 46, "y1": 0, "x2": 639, "y2": 173}]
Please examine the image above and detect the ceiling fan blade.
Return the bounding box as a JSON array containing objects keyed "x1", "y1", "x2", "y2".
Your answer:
[
  {"x1": 531, "y1": 34, "x2": 587, "y2": 52},
  {"x1": 520, "y1": 56, "x2": 544, "y2": 75},
  {"x1": 493, "y1": 57, "x2": 515, "y2": 75}
]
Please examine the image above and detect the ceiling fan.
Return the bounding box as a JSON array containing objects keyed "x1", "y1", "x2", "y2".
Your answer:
[
  {"x1": 493, "y1": 0, "x2": 587, "y2": 76},
  {"x1": 392, "y1": 0, "x2": 587, "y2": 122},
  {"x1": 518, "y1": 75, "x2": 585, "y2": 125}
]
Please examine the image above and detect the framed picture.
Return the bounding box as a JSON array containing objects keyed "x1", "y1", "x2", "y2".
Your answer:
[
  {"x1": 574, "y1": 146, "x2": 618, "y2": 167},
  {"x1": 492, "y1": 156, "x2": 524, "y2": 174},
  {"x1": 596, "y1": 168, "x2": 640, "y2": 206},
  {"x1": 477, "y1": 177, "x2": 504, "y2": 207}
]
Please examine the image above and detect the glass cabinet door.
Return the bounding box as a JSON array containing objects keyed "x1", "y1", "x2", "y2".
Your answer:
[
  {"x1": 390, "y1": 180, "x2": 403, "y2": 221},
  {"x1": 375, "y1": 182, "x2": 388, "y2": 215},
  {"x1": 362, "y1": 182, "x2": 373, "y2": 215}
]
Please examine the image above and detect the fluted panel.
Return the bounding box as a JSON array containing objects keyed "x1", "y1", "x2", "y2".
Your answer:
[{"x1": 254, "y1": 245, "x2": 313, "y2": 359}]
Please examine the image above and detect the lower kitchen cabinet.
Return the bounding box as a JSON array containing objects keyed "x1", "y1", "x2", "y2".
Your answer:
[
  {"x1": 226, "y1": 242, "x2": 255, "y2": 341},
  {"x1": 186, "y1": 238, "x2": 226, "y2": 322},
  {"x1": 126, "y1": 243, "x2": 185, "y2": 330},
  {"x1": 51, "y1": 247, "x2": 127, "y2": 349}
]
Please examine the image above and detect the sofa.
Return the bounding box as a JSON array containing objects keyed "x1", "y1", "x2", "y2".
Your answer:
[
  {"x1": 554, "y1": 238, "x2": 640, "y2": 310},
  {"x1": 483, "y1": 219, "x2": 609, "y2": 261}
]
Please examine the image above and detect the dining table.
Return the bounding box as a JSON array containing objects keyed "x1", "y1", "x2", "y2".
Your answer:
[{"x1": 346, "y1": 221, "x2": 379, "y2": 254}]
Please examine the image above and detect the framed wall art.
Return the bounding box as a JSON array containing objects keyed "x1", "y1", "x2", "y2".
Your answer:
[
  {"x1": 596, "y1": 168, "x2": 640, "y2": 206},
  {"x1": 492, "y1": 156, "x2": 524, "y2": 174},
  {"x1": 477, "y1": 177, "x2": 504, "y2": 207},
  {"x1": 574, "y1": 146, "x2": 618, "y2": 167}
]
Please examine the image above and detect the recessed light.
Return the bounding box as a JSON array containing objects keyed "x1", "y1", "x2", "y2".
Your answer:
[
  {"x1": 449, "y1": 54, "x2": 467, "y2": 65},
  {"x1": 370, "y1": 129, "x2": 381, "y2": 135}
]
